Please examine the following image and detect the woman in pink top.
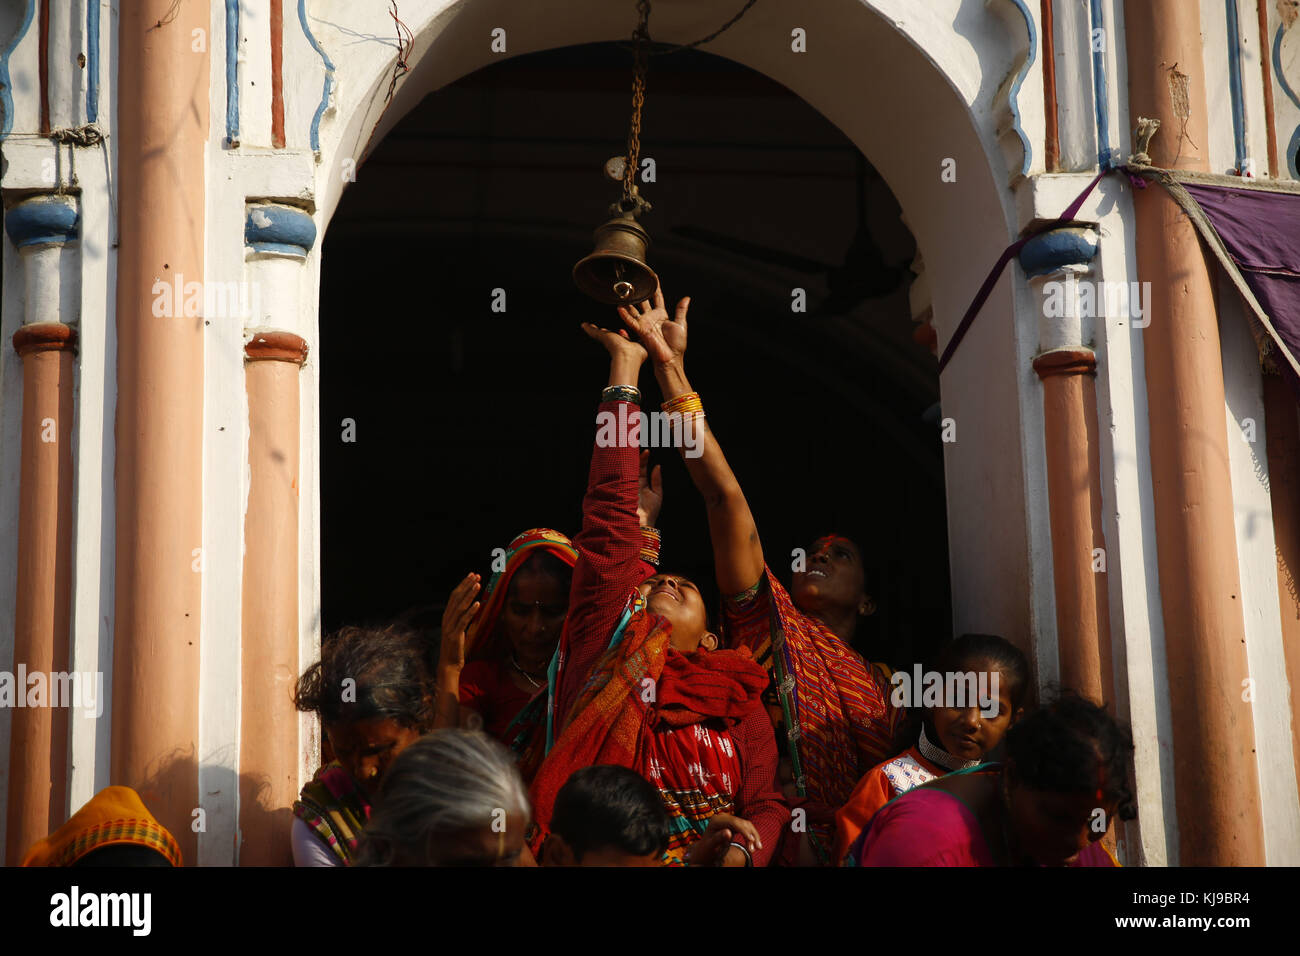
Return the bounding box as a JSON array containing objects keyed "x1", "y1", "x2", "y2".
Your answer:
[{"x1": 851, "y1": 692, "x2": 1131, "y2": 866}]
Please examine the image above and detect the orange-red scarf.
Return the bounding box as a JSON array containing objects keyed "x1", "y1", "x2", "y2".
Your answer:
[{"x1": 530, "y1": 608, "x2": 767, "y2": 846}]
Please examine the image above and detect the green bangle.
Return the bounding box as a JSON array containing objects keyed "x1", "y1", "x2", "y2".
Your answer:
[{"x1": 601, "y1": 384, "x2": 641, "y2": 404}]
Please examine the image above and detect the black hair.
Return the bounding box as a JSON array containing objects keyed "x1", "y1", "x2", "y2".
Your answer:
[
  {"x1": 294, "y1": 624, "x2": 434, "y2": 730},
  {"x1": 550, "y1": 765, "x2": 671, "y2": 861},
  {"x1": 933, "y1": 632, "x2": 1032, "y2": 712},
  {"x1": 1005, "y1": 690, "x2": 1137, "y2": 820},
  {"x1": 390, "y1": 602, "x2": 445, "y2": 676},
  {"x1": 73, "y1": 844, "x2": 173, "y2": 867}
]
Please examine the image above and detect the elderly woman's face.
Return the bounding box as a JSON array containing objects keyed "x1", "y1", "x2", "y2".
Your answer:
[
  {"x1": 426, "y1": 811, "x2": 533, "y2": 866},
  {"x1": 325, "y1": 717, "x2": 423, "y2": 801}
]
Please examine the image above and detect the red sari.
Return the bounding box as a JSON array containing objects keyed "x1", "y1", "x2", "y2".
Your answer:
[
  {"x1": 723, "y1": 568, "x2": 901, "y2": 862},
  {"x1": 532, "y1": 398, "x2": 789, "y2": 865},
  {"x1": 462, "y1": 528, "x2": 577, "y2": 781},
  {"x1": 531, "y1": 607, "x2": 776, "y2": 864}
]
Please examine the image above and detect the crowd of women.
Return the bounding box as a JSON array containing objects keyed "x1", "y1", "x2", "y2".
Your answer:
[{"x1": 21, "y1": 283, "x2": 1136, "y2": 868}]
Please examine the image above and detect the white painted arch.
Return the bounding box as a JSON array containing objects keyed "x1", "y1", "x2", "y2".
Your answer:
[{"x1": 304, "y1": 0, "x2": 1053, "y2": 665}]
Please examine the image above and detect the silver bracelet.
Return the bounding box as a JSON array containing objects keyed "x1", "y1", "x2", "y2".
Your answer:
[
  {"x1": 727, "y1": 841, "x2": 753, "y2": 867},
  {"x1": 601, "y1": 384, "x2": 641, "y2": 404}
]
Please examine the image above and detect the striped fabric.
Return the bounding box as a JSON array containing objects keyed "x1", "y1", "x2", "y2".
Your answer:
[
  {"x1": 293, "y1": 761, "x2": 370, "y2": 865},
  {"x1": 21, "y1": 785, "x2": 182, "y2": 867},
  {"x1": 531, "y1": 607, "x2": 774, "y2": 864},
  {"x1": 723, "y1": 564, "x2": 901, "y2": 859},
  {"x1": 645, "y1": 722, "x2": 745, "y2": 865},
  {"x1": 58, "y1": 818, "x2": 182, "y2": 868}
]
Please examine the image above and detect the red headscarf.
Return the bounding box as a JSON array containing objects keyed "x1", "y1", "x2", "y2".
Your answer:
[{"x1": 465, "y1": 528, "x2": 577, "y2": 664}]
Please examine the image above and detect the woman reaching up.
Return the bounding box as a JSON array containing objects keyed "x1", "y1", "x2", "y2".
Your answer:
[
  {"x1": 617, "y1": 286, "x2": 901, "y2": 864},
  {"x1": 529, "y1": 317, "x2": 788, "y2": 866}
]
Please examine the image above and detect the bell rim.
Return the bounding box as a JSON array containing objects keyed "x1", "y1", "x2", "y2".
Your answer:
[
  {"x1": 571, "y1": 253, "x2": 660, "y2": 305},
  {"x1": 571, "y1": 249, "x2": 658, "y2": 273}
]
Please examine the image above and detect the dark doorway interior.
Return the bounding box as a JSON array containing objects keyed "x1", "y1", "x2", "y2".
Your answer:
[{"x1": 319, "y1": 44, "x2": 950, "y2": 670}]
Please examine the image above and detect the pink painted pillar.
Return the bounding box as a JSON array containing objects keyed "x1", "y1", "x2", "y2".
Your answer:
[
  {"x1": 111, "y1": 0, "x2": 209, "y2": 863},
  {"x1": 238, "y1": 203, "x2": 316, "y2": 865},
  {"x1": 4, "y1": 196, "x2": 80, "y2": 864}
]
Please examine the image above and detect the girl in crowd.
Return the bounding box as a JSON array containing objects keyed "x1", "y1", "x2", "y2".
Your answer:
[
  {"x1": 354, "y1": 729, "x2": 534, "y2": 866},
  {"x1": 291, "y1": 624, "x2": 435, "y2": 866},
  {"x1": 833, "y1": 632, "x2": 1029, "y2": 863},
  {"x1": 849, "y1": 692, "x2": 1132, "y2": 866},
  {"x1": 616, "y1": 287, "x2": 899, "y2": 864},
  {"x1": 435, "y1": 528, "x2": 577, "y2": 781},
  {"x1": 527, "y1": 317, "x2": 788, "y2": 866}
]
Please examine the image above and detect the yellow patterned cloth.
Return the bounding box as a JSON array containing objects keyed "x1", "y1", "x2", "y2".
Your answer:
[{"x1": 22, "y1": 785, "x2": 182, "y2": 867}]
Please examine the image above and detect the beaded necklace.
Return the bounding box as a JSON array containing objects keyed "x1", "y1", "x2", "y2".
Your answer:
[{"x1": 917, "y1": 724, "x2": 982, "y2": 772}]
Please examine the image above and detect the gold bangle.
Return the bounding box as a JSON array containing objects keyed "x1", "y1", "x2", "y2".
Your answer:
[{"x1": 661, "y1": 391, "x2": 703, "y2": 416}]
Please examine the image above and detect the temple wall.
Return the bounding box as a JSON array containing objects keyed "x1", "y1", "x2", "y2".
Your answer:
[{"x1": 0, "y1": 0, "x2": 1296, "y2": 864}]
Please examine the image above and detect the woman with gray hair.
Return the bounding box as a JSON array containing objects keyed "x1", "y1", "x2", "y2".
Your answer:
[{"x1": 354, "y1": 729, "x2": 535, "y2": 866}]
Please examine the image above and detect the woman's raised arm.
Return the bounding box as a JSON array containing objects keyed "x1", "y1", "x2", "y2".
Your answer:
[
  {"x1": 618, "y1": 288, "x2": 765, "y2": 597},
  {"x1": 553, "y1": 324, "x2": 658, "y2": 727}
]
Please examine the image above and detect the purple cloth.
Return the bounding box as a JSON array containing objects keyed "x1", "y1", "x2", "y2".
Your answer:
[{"x1": 1182, "y1": 183, "x2": 1300, "y2": 398}]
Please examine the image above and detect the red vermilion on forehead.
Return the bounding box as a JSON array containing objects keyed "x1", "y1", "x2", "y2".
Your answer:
[{"x1": 814, "y1": 535, "x2": 854, "y2": 549}]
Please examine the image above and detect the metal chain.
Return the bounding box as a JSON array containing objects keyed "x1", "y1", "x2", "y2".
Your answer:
[
  {"x1": 622, "y1": 0, "x2": 651, "y2": 208},
  {"x1": 618, "y1": 0, "x2": 759, "y2": 211}
]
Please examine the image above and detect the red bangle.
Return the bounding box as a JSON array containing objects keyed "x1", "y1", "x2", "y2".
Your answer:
[{"x1": 639, "y1": 526, "x2": 662, "y2": 566}]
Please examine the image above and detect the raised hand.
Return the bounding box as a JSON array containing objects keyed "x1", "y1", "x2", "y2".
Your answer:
[
  {"x1": 637, "y1": 450, "x2": 663, "y2": 528},
  {"x1": 580, "y1": 322, "x2": 648, "y2": 364},
  {"x1": 438, "y1": 572, "x2": 481, "y2": 676},
  {"x1": 617, "y1": 283, "x2": 689, "y2": 368}
]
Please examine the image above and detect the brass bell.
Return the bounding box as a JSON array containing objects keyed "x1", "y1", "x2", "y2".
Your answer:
[{"x1": 573, "y1": 211, "x2": 659, "y2": 306}]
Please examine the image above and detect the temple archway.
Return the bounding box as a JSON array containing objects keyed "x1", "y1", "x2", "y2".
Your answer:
[
  {"x1": 319, "y1": 43, "x2": 952, "y2": 672},
  {"x1": 310, "y1": 0, "x2": 1047, "y2": 665}
]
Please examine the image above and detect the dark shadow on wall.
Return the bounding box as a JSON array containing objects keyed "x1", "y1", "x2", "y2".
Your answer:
[{"x1": 129, "y1": 748, "x2": 295, "y2": 867}]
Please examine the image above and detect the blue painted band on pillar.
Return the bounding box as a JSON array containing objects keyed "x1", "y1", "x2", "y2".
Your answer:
[
  {"x1": 244, "y1": 204, "x2": 318, "y2": 256},
  {"x1": 4, "y1": 196, "x2": 79, "y2": 247},
  {"x1": 1018, "y1": 226, "x2": 1099, "y2": 277}
]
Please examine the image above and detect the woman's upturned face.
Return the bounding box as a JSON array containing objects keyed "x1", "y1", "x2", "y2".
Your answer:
[
  {"x1": 325, "y1": 717, "x2": 424, "y2": 801},
  {"x1": 636, "y1": 573, "x2": 715, "y2": 653},
  {"x1": 501, "y1": 568, "x2": 569, "y2": 667},
  {"x1": 790, "y1": 536, "x2": 870, "y2": 619}
]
